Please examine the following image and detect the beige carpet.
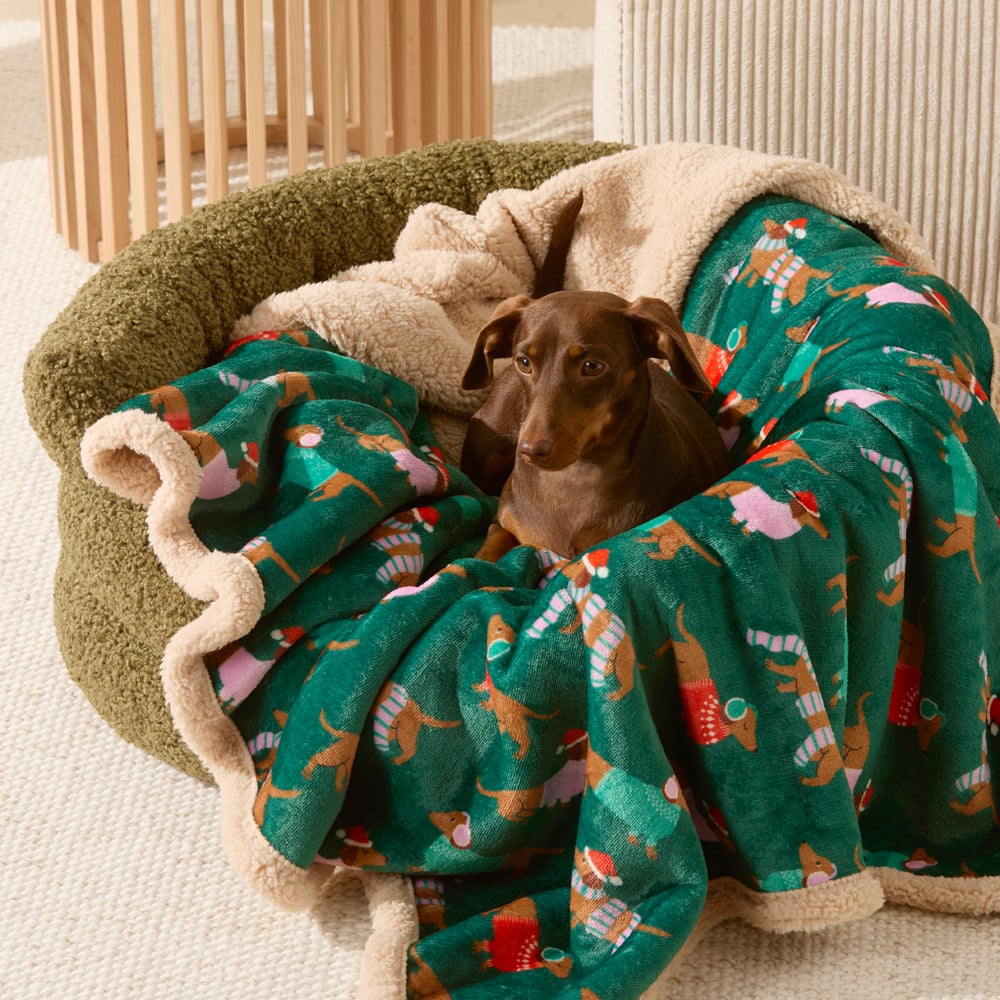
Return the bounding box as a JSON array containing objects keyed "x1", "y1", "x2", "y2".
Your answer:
[{"x1": 2, "y1": 14, "x2": 997, "y2": 1000}]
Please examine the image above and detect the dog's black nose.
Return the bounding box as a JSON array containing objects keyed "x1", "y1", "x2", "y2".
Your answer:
[{"x1": 519, "y1": 437, "x2": 553, "y2": 461}]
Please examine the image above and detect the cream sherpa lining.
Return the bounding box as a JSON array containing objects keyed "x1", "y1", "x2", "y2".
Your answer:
[
  {"x1": 232, "y1": 144, "x2": 937, "y2": 424},
  {"x1": 81, "y1": 144, "x2": 1000, "y2": 999}
]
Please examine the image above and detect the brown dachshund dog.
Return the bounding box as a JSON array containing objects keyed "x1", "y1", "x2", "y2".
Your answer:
[{"x1": 460, "y1": 198, "x2": 729, "y2": 560}]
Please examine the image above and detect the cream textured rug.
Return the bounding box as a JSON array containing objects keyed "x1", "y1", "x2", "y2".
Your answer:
[{"x1": 3, "y1": 14, "x2": 997, "y2": 1000}]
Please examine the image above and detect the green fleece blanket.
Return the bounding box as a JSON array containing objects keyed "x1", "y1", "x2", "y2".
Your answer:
[{"x1": 103, "y1": 195, "x2": 1000, "y2": 998}]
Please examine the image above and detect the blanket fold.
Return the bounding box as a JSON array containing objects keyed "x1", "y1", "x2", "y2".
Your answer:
[{"x1": 81, "y1": 144, "x2": 1000, "y2": 999}]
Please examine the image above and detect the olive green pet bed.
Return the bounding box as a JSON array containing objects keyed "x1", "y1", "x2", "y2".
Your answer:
[{"x1": 24, "y1": 139, "x2": 624, "y2": 779}]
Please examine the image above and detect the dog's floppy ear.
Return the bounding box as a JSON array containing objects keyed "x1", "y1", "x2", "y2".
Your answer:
[
  {"x1": 625, "y1": 296, "x2": 712, "y2": 393},
  {"x1": 461, "y1": 295, "x2": 532, "y2": 390}
]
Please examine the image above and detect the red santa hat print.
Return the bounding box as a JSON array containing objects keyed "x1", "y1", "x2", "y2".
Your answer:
[
  {"x1": 557, "y1": 728, "x2": 587, "y2": 754},
  {"x1": 584, "y1": 847, "x2": 623, "y2": 886},
  {"x1": 338, "y1": 824, "x2": 372, "y2": 849},
  {"x1": 413, "y1": 506, "x2": 440, "y2": 531},
  {"x1": 785, "y1": 217, "x2": 808, "y2": 239},
  {"x1": 580, "y1": 548, "x2": 611, "y2": 581}
]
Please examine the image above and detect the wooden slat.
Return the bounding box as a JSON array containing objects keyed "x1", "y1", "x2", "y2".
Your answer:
[
  {"x1": 159, "y1": 0, "x2": 193, "y2": 222},
  {"x1": 320, "y1": 0, "x2": 348, "y2": 165},
  {"x1": 347, "y1": 0, "x2": 360, "y2": 127},
  {"x1": 91, "y1": 0, "x2": 130, "y2": 258},
  {"x1": 417, "y1": 0, "x2": 435, "y2": 142},
  {"x1": 273, "y1": 0, "x2": 288, "y2": 118},
  {"x1": 309, "y1": 0, "x2": 326, "y2": 121},
  {"x1": 66, "y1": 0, "x2": 100, "y2": 260},
  {"x1": 435, "y1": 0, "x2": 452, "y2": 140},
  {"x1": 389, "y1": 0, "x2": 422, "y2": 151},
  {"x1": 421, "y1": 0, "x2": 450, "y2": 143},
  {"x1": 39, "y1": 0, "x2": 60, "y2": 234},
  {"x1": 234, "y1": 0, "x2": 247, "y2": 121},
  {"x1": 200, "y1": 0, "x2": 229, "y2": 201},
  {"x1": 469, "y1": 0, "x2": 492, "y2": 138},
  {"x1": 358, "y1": 0, "x2": 388, "y2": 156},
  {"x1": 449, "y1": 0, "x2": 471, "y2": 140},
  {"x1": 284, "y1": 0, "x2": 309, "y2": 173},
  {"x1": 120, "y1": 0, "x2": 159, "y2": 237},
  {"x1": 243, "y1": 0, "x2": 268, "y2": 188},
  {"x1": 40, "y1": 0, "x2": 76, "y2": 245}
]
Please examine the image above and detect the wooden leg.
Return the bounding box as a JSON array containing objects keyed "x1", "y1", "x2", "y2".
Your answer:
[
  {"x1": 91, "y1": 0, "x2": 129, "y2": 259},
  {"x1": 243, "y1": 0, "x2": 267, "y2": 189},
  {"x1": 449, "y1": 0, "x2": 470, "y2": 139},
  {"x1": 319, "y1": 0, "x2": 348, "y2": 166},
  {"x1": 469, "y1": 0, "x2": 492, "y2": 138},
  {"x1": 159, "y1": 0, "x2": 193, "y2": 220},
  {"x1": 358, "y1": 0, "x2": 388, "y2": 157},
  {"x1": 284, "y1": 0, "x2": 309, "y2": 174},
  {"x1": 120, "y1": 0, "x2": 158, "y2": 242},
  {"x1": 66, "y1": 0, "x2": 100, "y2": 261},
  {"x1": 40, "y1": 0, "x2": 70, "y2": 244},
  {"x1": 389, "y1": 0, "x2": 422, "y2": 152},
  {"x1": 422, "y1": 0, "x2": 450, "y2": 142},
  {"x1": 200, "y1": 0, "x2": 229, "y2": 202}
]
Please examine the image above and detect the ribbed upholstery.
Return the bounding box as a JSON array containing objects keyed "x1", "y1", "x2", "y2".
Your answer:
[{"x1": 593, "y1": 0, "x2": 1000, "y2": 322}]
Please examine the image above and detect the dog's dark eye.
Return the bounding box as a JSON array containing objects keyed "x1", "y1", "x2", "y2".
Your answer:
[
  {"x1": 581, "y1": 360, "x2": 606, "y2": 377},
  {"x1": 515, "y1": 356, "x2": 533, "y2": 373}
]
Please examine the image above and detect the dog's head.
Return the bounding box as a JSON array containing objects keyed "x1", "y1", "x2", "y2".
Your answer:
[{"x1": 461, "y1": 290, "x2": 711, "y2": 469}]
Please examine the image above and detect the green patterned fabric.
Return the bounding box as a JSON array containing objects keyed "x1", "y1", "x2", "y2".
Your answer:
[{"x1": 108, "y1": 194, "x2": 1000, "y2": 997}]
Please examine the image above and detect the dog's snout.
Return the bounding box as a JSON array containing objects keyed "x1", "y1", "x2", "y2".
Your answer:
[{"x1": 518, "y1": 436, "x2": 554, "y2": 462}]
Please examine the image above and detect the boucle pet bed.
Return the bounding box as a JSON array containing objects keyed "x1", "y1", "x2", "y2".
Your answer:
[{"x1": 27, "y1": 141, "x2": 1000, "y2": 999}]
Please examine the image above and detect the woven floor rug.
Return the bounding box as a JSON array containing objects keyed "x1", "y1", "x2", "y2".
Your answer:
[{"x1": 2, "y1": 14, "x2": 997, "y2": 999}]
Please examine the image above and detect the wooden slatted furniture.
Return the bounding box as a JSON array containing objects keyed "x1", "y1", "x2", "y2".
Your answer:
[{"x1": 41, "y1": 0, "x2": 493, "y2": 263}]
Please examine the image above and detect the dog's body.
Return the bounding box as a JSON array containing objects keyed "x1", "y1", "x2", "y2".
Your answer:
[{"x1": 460, "y1": 196, "x2": 729, "y2": 559}]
